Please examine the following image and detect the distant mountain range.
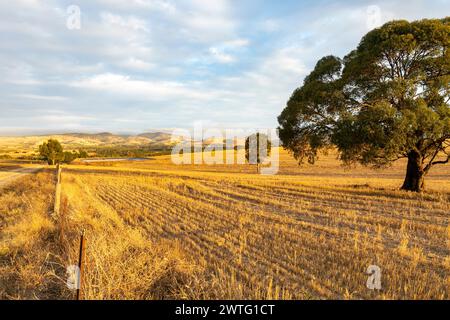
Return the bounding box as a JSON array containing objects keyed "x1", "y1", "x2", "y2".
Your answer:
[
  {"x1": 0, "y1": 132, "x2": 182, "y2": 154},
  {"x1": 0, "y1": 131, "x2": 247, "y2": 154},
  {"x1": 60, "y1": 131, "x2": 177, "y2": 146}
]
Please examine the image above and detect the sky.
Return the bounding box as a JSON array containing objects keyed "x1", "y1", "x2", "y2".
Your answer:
[{"x1": 0, "y1": 0, "x2": 448, "y2": 135}]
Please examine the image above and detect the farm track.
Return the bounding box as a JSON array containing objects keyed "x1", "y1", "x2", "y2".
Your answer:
[{"x1": 0, "y1": 167, "x2": 42, "y2": 189}]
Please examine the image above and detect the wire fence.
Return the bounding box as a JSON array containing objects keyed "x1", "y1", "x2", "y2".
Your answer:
[{"x1": 53, "y1": 165, "x2": 87, "y2": 300}]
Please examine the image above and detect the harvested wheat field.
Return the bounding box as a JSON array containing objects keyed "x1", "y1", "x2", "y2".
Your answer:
[
  {"x1": 61, "y1": 148, "x2": 449, "y2": 300},
  {"x1": 1, "y1": 148, "x2": 449, "y2": 300}
]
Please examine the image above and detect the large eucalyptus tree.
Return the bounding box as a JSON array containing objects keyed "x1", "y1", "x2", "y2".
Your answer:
[{"x1": 278, "y1": 18, "x2": 449, "y2": 192}]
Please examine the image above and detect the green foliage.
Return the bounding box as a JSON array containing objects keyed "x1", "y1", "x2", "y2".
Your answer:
[
  {"x1": 62, "y1": 151, "x2": 78, "y2": 164},
  {"x1": 38, "y1": 139, "x2": 64, "y2": 165},
  {"x1": 62, "y1": 149, "x2": 89, "y2": 163},
  {"x1": 78, "y1": 150, "x2": 88, "y2": 158},
  {"x1": 93, "y1": 146, "x2": 171, "y2": 158},
  {"x1": 278, "y1": 55, "x2": 345, "y2": 164},
  {"x1": 245, "y1": 133, "x2": 272, "y2": 164},
  {"x1": 278, "y1": 18, "x2": 450, "y2": 191},
  {"x1": 38, "y1": 139, "x2": 88, "y2": 164}
]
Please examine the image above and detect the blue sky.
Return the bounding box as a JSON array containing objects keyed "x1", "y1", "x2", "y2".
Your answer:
[{"x1": 0, "y1": 0, "x2": 448, "y2": 135}]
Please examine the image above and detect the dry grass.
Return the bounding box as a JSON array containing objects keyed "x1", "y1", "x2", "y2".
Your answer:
[
  {"x1": 59, "y1": 174, "x2": 212, "y2": 300},
  {"x1": 0, "y1": 166, "x2": 208, "y2": 300},
  {"x1": 0, "y1": 170, "x2": 64, "y2": 299},
  {"x1": 1, "y1": 148, "x2": 449, "y2": 299},
  {"x1": 61, "y1": 148, "x2": 449, "y2": 299}
]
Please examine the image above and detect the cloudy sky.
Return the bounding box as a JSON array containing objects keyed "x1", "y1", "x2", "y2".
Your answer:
[{"x1": 0, "y1": 0, "x2": 448, "y2": 135}]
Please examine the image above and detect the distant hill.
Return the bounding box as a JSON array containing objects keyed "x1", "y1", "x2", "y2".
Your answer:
[
  {"x1": 0, "y1": 131, "x2": 251, "y2": 157},
  {"x1": 137, "y1": 132, "x2": 174, "y2": 142},
  {"x1": 63, "y1": 132, "x2": 119, "y2": 139},
  {"x1": 0, "y1": 132, "x2": 183, "y2": 156}
]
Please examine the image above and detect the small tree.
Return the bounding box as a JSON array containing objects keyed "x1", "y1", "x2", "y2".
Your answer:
[
  {"x1": 38, "y1": 139, "x2": 64, "y2": 165},
  {"x1": 245, "y1": 133, "x2": 271, "y2": 173}
]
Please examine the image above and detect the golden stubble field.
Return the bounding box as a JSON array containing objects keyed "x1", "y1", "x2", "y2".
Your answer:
[{"x1": 1, "y1": 148, "x2": 449, "y2": 299}]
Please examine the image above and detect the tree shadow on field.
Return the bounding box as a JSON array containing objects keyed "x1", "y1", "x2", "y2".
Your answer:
[{"x1": 336, "y1": 183, "x2": 450, "y2": 202}]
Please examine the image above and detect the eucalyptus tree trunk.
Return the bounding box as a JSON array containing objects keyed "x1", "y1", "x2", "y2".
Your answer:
[{"x1": 401, "y1": 151, "x2": 425, "y2": 192}]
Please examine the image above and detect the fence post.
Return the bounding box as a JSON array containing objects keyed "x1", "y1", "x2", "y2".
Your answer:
[
  {"x1": 53, "y1": 165, "x2": 62, "y2": 217},
  {"x1": 57, "y1": 164, "x2": 62, "y2": 183},
  {"x1": 76, "y1": 230, "x2": 86, "y2": 300}
]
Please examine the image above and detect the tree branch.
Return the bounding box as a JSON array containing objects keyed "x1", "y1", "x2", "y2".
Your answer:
[
  {"x1": 424, "y1": 147, "x2": 441, "y2": 173},
  {"x1": 431, "y1": 154, "x2": 450, "y2": 166}
]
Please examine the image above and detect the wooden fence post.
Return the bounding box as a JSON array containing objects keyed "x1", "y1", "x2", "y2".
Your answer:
[
  {"x1": 57, "y1": 164, "x2": 62, "y2": 183},
  {"x1": 76, "y1": 230, "x2": 86, "y2": 300},
  {"x1": 53, "y1": 165, "x2": 62, "y2": 217}
]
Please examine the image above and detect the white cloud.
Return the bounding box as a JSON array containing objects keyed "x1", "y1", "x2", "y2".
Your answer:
[
  {"x1": 224, "y1": 38, "x2": 249, "y2": 48},
  {"x1": 208, "y1": 47, "x2": 235, "y2": 63},
  {"x1": 1, "y1": 63, "x2": 41, "y2": 86},
  {"x1": 71, "y1": 73, "x2": 216, "y2": 101},
  {"x1": 13, "y1": 0, "x2": 40, "y2": 8},
  {"x1": 14, "y1": 94, "x2": 67, "y2": 101},
  {"x1": 207, "y1": 38, "x2": 249, "y2": 63},
  {"x1": 100, "y1": 12, "x2": 150, "y2": 32},
  {"x1": 97, "y1": 0, "x2": 176, "y2": 13},
  {"x1": 120, "y1": 57, "x2": 154, "y2": 70},
  {"x1": 176, "y1": 0, "x2": 236, "y2": 42},
  {"x1": 38, "y1": 114, "x2": 94, "y2": 123}
]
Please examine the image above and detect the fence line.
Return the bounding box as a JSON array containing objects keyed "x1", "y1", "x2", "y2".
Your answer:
[
  {"x1": 53, "y1": 164, "x2": 62, "y2": 217},
  {"x1": 52, "y1": 165, "x2": 88, "y2": 300}
]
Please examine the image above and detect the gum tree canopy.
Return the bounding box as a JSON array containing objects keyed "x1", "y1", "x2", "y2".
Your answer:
[
  {"x1": 39, "y1": 139, "x2": 63, "y2": 165},
  {"x1": 278, "y1": 18, "x2": 449, "y2": 192}
]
